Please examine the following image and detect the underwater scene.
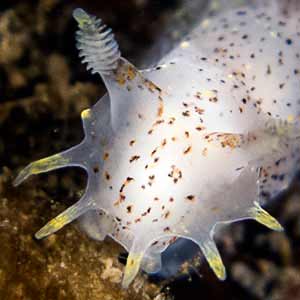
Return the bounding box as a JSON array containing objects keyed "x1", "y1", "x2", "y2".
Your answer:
[{"x1": 1, "y1": 0, "x2": 300, "y2": 299}]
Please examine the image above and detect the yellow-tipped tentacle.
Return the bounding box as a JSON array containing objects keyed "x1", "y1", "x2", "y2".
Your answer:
[
  {"x1": 200, "y1": 238, "x2": 226, "y2": 280},
  {"x1": 249, "y1": 201, "x2": 284, "y2": 231},
  {"x1": 122, "y1": 251, "x2": 144, "y2": 288},
  {"x1": 14, "y1": 154, "x2": 69, "y2": 187},
  {"x1": 35, "y1": 200, "x2": 91, "y2": 239}
]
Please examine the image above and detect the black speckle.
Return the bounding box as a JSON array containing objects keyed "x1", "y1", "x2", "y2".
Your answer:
[
  {"x1": 237, "y1": 11, "x2": 247, "y2": 16},
  {"x1": 93, "y1": 166, "x2": 99, "y2": 173},
  {"x1": 271, "y1": 174, "x2": 278, "y2": 180},
  {"x1": 279, "y1": 83, "x2": 285, "y2": 89}
]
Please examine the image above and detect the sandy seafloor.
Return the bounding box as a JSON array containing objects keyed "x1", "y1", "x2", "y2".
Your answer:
[{"x1": 1, "y1": 0, "x2": 300, "y2": 299}]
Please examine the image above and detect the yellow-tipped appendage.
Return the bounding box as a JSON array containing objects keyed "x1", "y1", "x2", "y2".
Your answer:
[
  {"x1": 73, "y1": 8, "x2": 93, "y2": 29},
  {"x1": 35, "y1": 200, "x2": 91, "y2": 239},
  {"x1": 122, "y1": 252, "x2": 144, "y2": 288},
  {"x1": 13, "y1": 154, "x2": 69, "y2": 187},
  {"x1": 249, "y1": 201, "x2": 284, "y2": 231},
  {"x1": 81, "y1": 108, "x2": 91, "y2": 120},
  {"x1": 200, "y1": 238, "x2": 226, "y2": 280}
]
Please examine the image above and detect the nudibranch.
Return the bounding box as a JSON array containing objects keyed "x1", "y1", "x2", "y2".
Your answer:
[{"x1": 14, "y1": 3, "x2": 300, "y2": 288}]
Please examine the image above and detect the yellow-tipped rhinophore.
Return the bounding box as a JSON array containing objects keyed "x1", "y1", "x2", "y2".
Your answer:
[
  {"x1": 73, "y1": 8, "x2": 93, "y2": 29},
  {"x1": 122, "y1": 252, "x2": 144, "y2": 288},
  {"x1": 73, "y1": 7, "x2": 120, "y2": 77},
  {"x1": 200, "y1": 238, "x2": 226, "y2": 280},
  {"x1": 13, "y1": 154, "x2": 69, "y2": 187},
  {"x1": 249, "y1": 201, "x2": 284, "y2": 232}
]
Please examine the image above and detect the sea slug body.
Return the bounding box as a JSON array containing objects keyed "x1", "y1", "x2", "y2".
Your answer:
[{"x1": 14, "y1": 2, "x2": 300, "y2": 288}]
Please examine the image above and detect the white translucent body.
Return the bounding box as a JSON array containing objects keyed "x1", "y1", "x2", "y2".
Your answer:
[{"x1": 15, "y1": 2, "x2": 300, "y2": 288}]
